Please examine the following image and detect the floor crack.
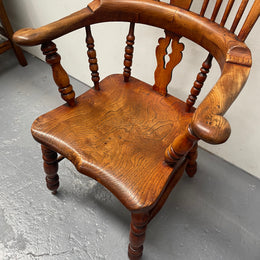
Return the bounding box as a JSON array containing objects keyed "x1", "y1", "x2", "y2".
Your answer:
[{"x1": 26, "y1": 249, "x2": 71, "y2": 258}]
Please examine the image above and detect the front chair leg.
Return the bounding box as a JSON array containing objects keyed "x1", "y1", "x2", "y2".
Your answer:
[
  {"x1": 128, "y1": 212, "x2": 150, "y2": 260},
  {"x1": 185, "y1": 143, "x2": 198, "y2": 177},
  {"x1": 41, "y1": 145, "x2": 59, "y2": 194}
]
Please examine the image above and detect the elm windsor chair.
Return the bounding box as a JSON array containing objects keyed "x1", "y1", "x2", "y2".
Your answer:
[{"x1": 13, "y1": 0, "x2": 259, "y2": 259}]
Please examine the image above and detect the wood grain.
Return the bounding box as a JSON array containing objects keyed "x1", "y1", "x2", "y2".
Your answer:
[
  {"x1": 32, "y1": 74, "x2": 193, "y2": 211},
  {"x1": 153, "y1": 31, "x2": 184, "y2": 96},
  {"x1": 41, "y1": 41, "x2": 76, "y2": 106}
]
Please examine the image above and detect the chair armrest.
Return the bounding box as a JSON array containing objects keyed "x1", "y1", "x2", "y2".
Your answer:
[
  {"x1": 190, "y1": 60, "x2": 251, "y2": 144},
  {"x1": 165, "y1": 49, "x2": 251, "y2": 165},
  {"x1": 13, "y1": 7, "x2": 92, "y2": 46}
]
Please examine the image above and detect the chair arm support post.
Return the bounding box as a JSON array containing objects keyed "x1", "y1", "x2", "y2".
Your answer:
[
  {"x1": 190, "y1": 62, "x2": 251, "y2": 144},
  {"x1": 165, "y1": 126, "x2": 198, "y2": 166},
  {"x1": 41, "y1": 41, "x2": 76, "y2": 106}
]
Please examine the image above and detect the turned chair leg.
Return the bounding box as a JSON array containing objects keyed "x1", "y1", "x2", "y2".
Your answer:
[
  {"x1": 128, "y1": 212, "x2": 150, "y2": 260},
  {"x1": 41, "y1": 145, "x2": 59, "y2": 194},
  {"x1": 185, "y1": 143, "x2": 198, "y2": 178}
]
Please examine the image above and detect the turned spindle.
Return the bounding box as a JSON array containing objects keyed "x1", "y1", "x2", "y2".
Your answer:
[
  {"x1": 41, "y1": 145, "x2": 59, "y2": 194},
  {"x1": 185, "y1": 53, "x2": 213, "y2": 112},
  {"x1": 153, "y1": 31, "x2": 184, "y2": 96},
  {"x1": 165, "y1": 127, "x2": 198, "y2": 166},
  {"x1": 86, "y1": 25, "x2": 100, "y2": 90},
  {"x1": 41, "y1": 41, "x2": 76, "y2": 107},
  {"x1": 124, "y1": 22, "x2": 135, "y2": 82}
]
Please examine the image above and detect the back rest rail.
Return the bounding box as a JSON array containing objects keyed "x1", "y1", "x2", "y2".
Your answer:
[{"x1": 13, "y1": 0, "x2": 251, "y2": 65}]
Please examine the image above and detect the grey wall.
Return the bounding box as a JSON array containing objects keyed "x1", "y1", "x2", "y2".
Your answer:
[{"x1": 4, "y1": 0, "x2": 260, "y2": 178}]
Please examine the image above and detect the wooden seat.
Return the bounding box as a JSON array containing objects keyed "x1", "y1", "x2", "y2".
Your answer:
[
  {"x1": 32, "y1": 74, "x2": 193, "y2": 210},
  {"x1": 13, "y1": 0, "x2": 259, "y2": 259}
]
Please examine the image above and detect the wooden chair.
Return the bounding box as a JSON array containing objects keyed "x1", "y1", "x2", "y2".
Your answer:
[
  {"x1": 0, "y1": 0, "x2": 27, "y2": 66},
  {"x1": 13, "y1": 0, "x2": 259, "y2": 259}
]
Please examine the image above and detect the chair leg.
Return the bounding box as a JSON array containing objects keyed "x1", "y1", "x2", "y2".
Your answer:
[
  {"x1": 0, "y1": 0, "x2": 27, "y2": 66},
  {"x1": 128, "y1": 212, "x2": 150, "y2": 260},
  {"x1": 185, "y1": 143, "x2": 198, "y2": 178},
  {"x1": 41, "y1": 145, "x2": 59, "y2": 194}
]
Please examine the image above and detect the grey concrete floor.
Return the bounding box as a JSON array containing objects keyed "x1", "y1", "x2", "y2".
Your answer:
[{"x1": 0, "y1": 50, "x2": 259, "y2": 260}]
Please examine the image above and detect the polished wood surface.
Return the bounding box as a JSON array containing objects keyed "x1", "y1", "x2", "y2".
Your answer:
[
  {"x1": 153, "y1": 30, "x2": 184, "y2": 96},
  {"x1": 124, "y1": 22, "x2": 135, "y2": 82},
  {"x1": 41, "y1": 41, "x2": 76, "y2": 106},
  {"x1": 186, "y1": 53, "x2": 213, "y2": 112},
  {"x1": 41, "y1": 145, "x2": 59, "y2": 195},
  {"x1": 86, "y1": 25, "x2": 100, "y2": 90},
  {"x1": 32, "y1": 74, "x2": 193, "y2": 211},
  {"x1": 13, "y1": 0, "x2": 259, "y2": 259}
]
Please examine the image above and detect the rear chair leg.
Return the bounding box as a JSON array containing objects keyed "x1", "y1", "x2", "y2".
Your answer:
[
  {"x1": 128, "y1": 212, "x2": 150, "y2": 260},
  {"x1": 41, "y1": 145, "x2": 59, "y2": 194},
  {"x1": 186, "y1": 143, "x2": 198, "y2": 177}
]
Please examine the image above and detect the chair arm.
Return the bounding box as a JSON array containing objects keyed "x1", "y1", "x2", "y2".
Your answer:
[
  {"x1": 190, "y1": 61, "x2": 251, "y2": 144},
  {"x1": 13, "y1": 7, "x2": 92, "y2": 46},
  {"x1": 165, "y1": 54, "x2": 251, "y2": 165}
]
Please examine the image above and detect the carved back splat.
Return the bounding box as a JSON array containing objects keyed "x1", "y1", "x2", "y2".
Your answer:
[
  {"x1": 153, "y1": 0, "x2": 192, "y2": 96},
  {"x1": 153, "y1": 31, "x2": 184, "y2": 96}
]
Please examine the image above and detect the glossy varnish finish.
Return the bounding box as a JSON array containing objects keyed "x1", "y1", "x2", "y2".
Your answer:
[
  {"x1": 32, "y1": 74, "x2": 193, "y2": 211},
  {"x1": 86, "y1": 25, "x2": 100, "y2": 90},
  {"x1": 13, "y1": 0, "x2": 259, "y2": 259},
  {"x1": 41, "y1": 41, "x2": 76, "y2": 107},
  {"x1": 124, "y1": 22, "x2": 135, "y2": 82},
  {"x1": 153, "y1": 0, "x2": 191, "y2": 96},
  {"x1": 186, "y1": 54, "x2": 213, "y2": 112},
  {"x1": 41, "y1": 145, "x2": 59, "y2": 195},
  {"x1": 153, "y1": 30, "x2": 184, "y2": 96}
]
